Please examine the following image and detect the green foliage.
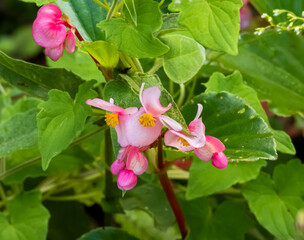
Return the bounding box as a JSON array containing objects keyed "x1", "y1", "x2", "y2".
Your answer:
[
  {"x1": 186, "y1": 158, "x2": 266, "y2": 200},
  {"x1": 204, "y1": 71, "x2": 296, "y2": 154},
  {"x1": 0, "y1": 191, "x2": 50, "y2": 240},
  {"x1": 37, "y1": 81, "x2": 97, "y2": 170},
  {"x1": 242, "y1": 159, "x2": 304, "y2": 239},
  {"x1": 57, "y1": 0, "x2": 107, "y2": 41},
  {"x1": 169, "y1": 0, "x2": 243, "y2": 55},
  {"x1": 181, "y1": 92, "x2": 277, "y2": 161},
  {"x1": 19, "y1": 0, "x2": 55, "y2": 6},
  {"x1": 98, "y1": 0, "x2": 169, "y2": 58},
  {"x1": 217, "y1": 31, "x2": 304, "y2": 117},
  {"x1": 0, "y1": 50, "x2": 85, "y2": 99},
  {"x1": 160, "y1": 32, "x2": 205, "y2": 83},
  {"x1": 78, "y1": 227, "x2": 139, "y2": 240}
]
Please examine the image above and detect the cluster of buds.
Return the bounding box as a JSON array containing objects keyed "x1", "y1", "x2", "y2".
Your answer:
[
  {"x1": 32, "y1": 4, "x2": 76, "y2": 61},
  {"x1": 86, "y1": 84, "x2": 228, "y2": 190}
]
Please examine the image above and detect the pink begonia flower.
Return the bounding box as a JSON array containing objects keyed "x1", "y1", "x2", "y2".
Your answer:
[
  {"x1": 32, "y1": 4, "x2": 76, "y2": 61},
  {"x1": 164, "y1": 104, "x2": 228, "y2": 169},
  {"x1": 117, "y1": 170, "x2": 137, "y2": 191}
]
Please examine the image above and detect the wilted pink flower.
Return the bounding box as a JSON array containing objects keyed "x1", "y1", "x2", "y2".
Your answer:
[
  {"x1": 164, "y1": 104, "x2": 228, "y2": 169},
  {"x1": 32, "y1": 4, "x2": 76, "y2": 61}
]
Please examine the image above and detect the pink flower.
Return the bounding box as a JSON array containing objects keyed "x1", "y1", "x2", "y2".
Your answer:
[
  {"x1": 240, "y1": 0, "x2": 252, "y2": 29},
  {"x1": 32, "y1": 4, "x2": 76, "y2": 61},
  {"x1": 117, "y1": 170, "x2": 137, "y2": 191},
  {"x1": 164, "y1": 104, "x2": 228, "y2": 169}
]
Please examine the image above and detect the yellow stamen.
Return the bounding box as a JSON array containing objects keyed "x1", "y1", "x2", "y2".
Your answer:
[
  {"x1": 177, "y1": 137, "x2": 190, "y2": 147},
  {"x1": 138, "y1": 113, "x2": 156, "y2": 127},
  {"x1": 105, "y1": 113, "x2": 119, "y2": 127}
]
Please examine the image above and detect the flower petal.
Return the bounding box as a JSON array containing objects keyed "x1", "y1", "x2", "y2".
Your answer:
[
  {"x1": 37, "y1": 4, "x2": 62, "y2": 19},
  {"x1": 140, "y1": 84, "x2": 171, "y2": 116},
  {"x1": 126, "y1": 147, "x2": 148, "y2": 175},
  {"x1": 194, "y1": 104, "x2": 203, "y2": 120},
  {"x1": 211, "y1": 152, "x2": 228, "y2": 169},
  {"x1": 45, "y1": 44, "x2": 63, "y2": 62},
  {"x1": 64, "y1": 30, "x2": 76, "y2": 54},
  {"x1": 164, "y1": 130, "x2": 194, "y2": 152},
  {"x1": 194, "y1": 135, "x2": 225, "y2": 161},
  {"x1": 159, "y1": 115, "x2": 182, "y2": 131},
  {"x1": 111, "y1": 160, "x2": 125, "y2": 175},
  {"x1": 86, "y1": 98, "x2": 125, "y2": 113},
  {"x1": 117, "y1": 169, "x2": 137, "y2": 190}
]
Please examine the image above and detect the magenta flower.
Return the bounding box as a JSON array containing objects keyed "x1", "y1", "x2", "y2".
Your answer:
[
  {"x1": 164, "y1": 104, "x2": 228, "y2": 169},
  {"x1": 32, "y1": 4, "x2": 76, "y2": 61}
]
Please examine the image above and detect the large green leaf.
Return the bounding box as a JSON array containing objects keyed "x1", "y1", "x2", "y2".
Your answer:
[
  {"x1": 121, "y1": 184, "x2": 176, "y2": 230},
  {"x1": 169, "y1": 0, "x2": 243, "y2": 55},
  {"x1": 160, "y1": 33, "x2": 205, "y2": 84},
  {"x1": 0, "y1": 191, "x2": 50, "y2": 240},
  {"x1": 37, "y1": 81, "x2": 97, "y2": 170},
  {"x1": 57, "y1": 0, "x2": 106, "y2": 41},
  {"x1": 0, "y1": 50, "x2": 85, "y2": 99},
  {"x1": 181, "y1": 92, "x2": 277, "y2": 161},
  {"x1": 0, "y1": 109, "x2": 38, "y2": 158},
  {"x1": 242, "y1": 159, "x2": 304, "y2": 240},
  {"x1": 204, "y1": 71, "x2": 295, "y2": 155},
  {"x1": 180, "y1": 197, "x2": 253, "y2": 240},
  {"x1": 78, "y1": 227, "x2": 139, "y2": 240},
  {"x1": 217, "y1": 31, "x2": 304, "y2": 117},
  {"x1": 98, "y1": 0, "x2": 169, "y2": 58},
  {"x1": 186, "y1": 158, "x2": 266, "y2": 200}
]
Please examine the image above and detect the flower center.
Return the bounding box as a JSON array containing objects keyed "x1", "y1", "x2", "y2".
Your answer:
[
  {"x1": 138, "y1": 113, "x2": 156, "y2": 127},
  {"x1": 177, "y1": 137, "x2": 190, "y2": 147},
  {"x1": 105, "y1": 113, "x2": 119, "y2": 127}
]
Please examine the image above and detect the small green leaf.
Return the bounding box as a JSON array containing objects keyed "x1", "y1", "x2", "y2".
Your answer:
[
  {"x1": 186, "y1": 158, "x2": 266, "y2": 200},
  {"x1": 0, "y1": 191, "x2": 50, "y2": 240},
  {"x1": 78, "y1": 41, "x2": 119, "y2": 69},
  {"x1": 123, "y1": 0, "x2": 138, "y2": 26},
  {"x1": 217, "y1": 31, "x2": 304, "y2": 117},
  {"x1": 182, "y1": 92, "x2": 277, "y2": 161},
  {"x1": 19, "y1": 0, "x2": 55, "y2": 6},
  {"x1": 169, "y1": 0, "x2": 243, "y2": 55},
  {"x1": 57, "y1": 0, "x2": 107, "y2": 41},
  {"x1": 37, "y1": 81, "x2": 97, "y2": 170},
  {"x1": 78, "y1": 227, "x2": 139, "y2": 240},
  {"x1": 98, "y1": 0, "x2": 169, "y2": 58},
  {"x1": 160, "y1": 33, "x2": 205, "y2": 83},
  {"x1": 242, "y1": 159, "x2": 304, "y2": 240},
  {"x1": 204, "y1": 71, "x2": 296, "y2": 155},
  {"x1": 0, "y1": 50, "x2": 85, "y2": 99}
]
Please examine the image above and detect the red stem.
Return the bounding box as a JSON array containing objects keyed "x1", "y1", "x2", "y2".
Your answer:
[{"x1": 157, "y1": 137, "x2": 188, "y2": 240}]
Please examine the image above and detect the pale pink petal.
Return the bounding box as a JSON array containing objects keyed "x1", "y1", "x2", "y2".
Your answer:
[
  {"x1": 115, "y1": 115, "x2": 130, "y2": 147},
  {"x1": 86, "y1": 98, "x2": 125, "y2": 113},
  {"x1": 240, "y1": 6, "x2": 252, "y2": 29},
  {"x1": 205, "y1": 135, "x2": 225, "y2": 152},
  {"x1": 111, "y1": 160, "x2": 125, "y2": 175},
  {"x1": 45, "y1": 44, "x2": 63, "y2": 62},
  {"x1": 123, "y1": 107, "x2": 162, "y2": 147},
  {"x1": 37, "y1": 4, "x2": 62, "y2": 19},
  {"x1": 123, "y1": 107, "x2": 138, "y2": 115},
  {"x1": 32, "y1": 17, "x2": 66, "y2": 48},
  {"x1": 117, "y1": 169, "x2": 137, "y2": 190},
  {"x1": 140, "y1": 84, "x2": 171, "y2": 117},
  {"x1": 126, "y1": 147, "x2": 148, "y2": 175},
  {"x1": 159, "y1": 115, "x2": 182, "y2": 131},
  {"x1": 164, "y1": 131, "x2": 194, "y2": 152},
  {"x1": 211, "y1": 152, "x2": 228, "y2": 169},
  {"x1": 194, "y1": 135, "x2": 225, "y2": 161},
  {"x1": 194, "y1": 104, "x2": 203, "y2": 120},
  {"x1": 64, "y1": 30, "x2": 76, "y2": 54}
]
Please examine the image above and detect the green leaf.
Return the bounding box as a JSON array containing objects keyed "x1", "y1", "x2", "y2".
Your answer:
[
  {"x1": 78, "y1": 41, "x2": 119, "y2": 69},
  {"x1": 217, "y1": 31, "x2": 304, "y2": 117},
  {"x1": 57, "y1": 0, "x2": 107, "y2": 41},
  {"x1": 123, "y1": 0, "x2": 138, "y2": 26},
  {"x1": 19, "y1": 0, "x2": 55, "y2": 6},
  {"x1": 0, "y1": 50, "x2": 85, "y2": 99},
  {"x1": 186, "y1": 158, "x2": 266, "y2": 200},
  {"x1": 160, "y1": 33, "x2": 205, "y2": 83},
  {"x1": 46, "y1": 48, "x2": 105, "y2": 83},
  {"x1": 98, "y1": 0, "x2": 169, "y2": 58},
  {"x1": 37, "y1": 81, "x2": 97, "y2": 170},
  {"x1": 169, "y1": 0, "x2": 243, "y2": 55},
  {"x1": 0, "y1": 191, "x2": 50, "y2": 240},
  {"x1": 121, "y1": 184, "x2": 176, "y2": 230},
  {"x1": 0, "y1": 109, "x2": 38, "y2": 158},
  {"x1": 180, "y1": 197, "x2": 253, "y2": 240},
  {"x1": 242, "y1": 159, "x2": 304, "y2": 239},
  {"x1": 181, "y1": 92, "x2": 277, "y2": 161},
  {"x1": 78, "y1": 227, "x2": 139, "y2": 240},
  {"x1": 204, "y1": 71, "x2": 296, "y2": 155}
]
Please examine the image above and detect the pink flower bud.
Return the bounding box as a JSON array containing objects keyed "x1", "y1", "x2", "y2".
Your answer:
[
  {"x1": 111, "y1": 160, "x2": 126, "y2": 175},
  {"x1": 117, "y1": 169, "x2": 137, "y2": 190},
  {"x1": 211, "y1": 152, "x2": 228, "y2": 169},
  {"x1": 126, "y1": 147, "x2": 148, "y2": 175},
  {"x1": 64, "y1": 30, "x2": 76, "y2": 54},
  {"x1": 45, "y1": 44, "x2": 63, "y2": 62}
]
